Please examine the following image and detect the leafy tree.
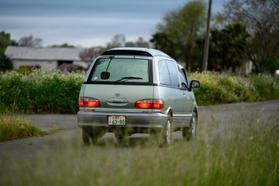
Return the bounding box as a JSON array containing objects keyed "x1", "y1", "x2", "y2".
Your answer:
[
  {"x1": 208, "y1": 23, "x2": 250, "y2": 72},
  {"x1": 0, "y1": 54, "x2": 13, "y2": 71},
  {"x1": 223, "y1": 0, "x2": 279, "y2": 72},
  {"x1": 0, "y1": 31, "x2": 17, "y2": 55},
  {"x1": 266, "y1": 57, "x2": 279, "y2": 73},
  {"x1": 18, "y1": 35, "x2": 42, "y2": 47},
  {"x1": 151, "y1": 1, "x2": 206, "y2": 70}
]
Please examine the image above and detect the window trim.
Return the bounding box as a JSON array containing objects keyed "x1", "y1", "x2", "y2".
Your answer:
[
  {"x1": 178, "y1": 67, "x2": 189, "y2": 88},
  {"x1": 181, "y1": 68, "x2": 189, "y2": 87}
]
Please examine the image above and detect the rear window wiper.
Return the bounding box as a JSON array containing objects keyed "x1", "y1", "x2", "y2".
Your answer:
[{"x1": 114, "y1": 76, "x2": 143, "y2": 84}]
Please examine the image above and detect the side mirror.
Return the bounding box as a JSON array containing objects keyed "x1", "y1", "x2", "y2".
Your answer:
[{"x1": 190, "y1": 80, "x2": 200, "y2": 89}]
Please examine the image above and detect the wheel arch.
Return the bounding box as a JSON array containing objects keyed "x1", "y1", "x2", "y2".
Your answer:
[{"x1": 164, "y1": 107, "x2": 173, "y2": 122}]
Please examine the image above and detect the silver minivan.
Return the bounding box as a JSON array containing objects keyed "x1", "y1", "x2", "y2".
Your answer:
[{"x1": 77, "y1": 48, "x2": 200, "y2": 145}]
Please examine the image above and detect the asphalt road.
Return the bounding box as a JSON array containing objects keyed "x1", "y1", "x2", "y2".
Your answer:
[
  {"x1": 19, "y1": 100, "x2": 279, "y2": 130},
  {"x1": 0, "y1": 100, "x2": 278, "y2": 159}
]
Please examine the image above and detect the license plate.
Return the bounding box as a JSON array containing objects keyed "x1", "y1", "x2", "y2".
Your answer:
[{"x1": 108, "y1": 116, "x2": 126, "y2": 126}]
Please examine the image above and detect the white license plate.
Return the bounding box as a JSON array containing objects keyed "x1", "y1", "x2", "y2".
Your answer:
[{"x1": 108, "y1": 116, "x2": 126, "y2": 126}]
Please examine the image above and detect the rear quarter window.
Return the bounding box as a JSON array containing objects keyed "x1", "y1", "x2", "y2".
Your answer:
[
  {"x1": 158, "y1": 60, "x2": 180, "y2": 88},
  {"x1": 158, "y1": 60, "x2": 171, "y2": 86},
  {"x1": 166, "y1": 60, "x2": 180, "y2": 88}
]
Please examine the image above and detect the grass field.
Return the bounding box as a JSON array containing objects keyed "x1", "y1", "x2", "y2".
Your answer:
[{"x1": 0, "y1": 111, "x2": 278, "y2": 186}]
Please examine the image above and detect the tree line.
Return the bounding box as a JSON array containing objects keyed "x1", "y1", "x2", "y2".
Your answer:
[
  {"x1": 1, "y1": 0, "x2": 279, "y2": 73},
  {"x1": 151, "y1": 0, "x2": 279, "y2": 74}
]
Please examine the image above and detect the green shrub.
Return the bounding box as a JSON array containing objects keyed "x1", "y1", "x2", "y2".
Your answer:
[
  {"x1": 0, "y1": 116, "x2": 43, "y2": 142},
  {"x1": 190, "y1": 72, "x2": 279, "y2": 105},
  {"x1": 0, "y1": 70, "x2": 83, "y2": 113},
  {"x1": 250, "y1": 74, "x2": 279, "y2": 100},
  {"x1": 0, "y1": 54, "x2": 13, "y2": 72},
  {"x1": 0, "y1": 71, "x2": 278, "y2": 113}
]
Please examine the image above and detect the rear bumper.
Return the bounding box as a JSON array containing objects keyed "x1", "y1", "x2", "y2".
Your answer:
[{"x1": 77, "y1": 111, "x2": 168, "y2": 129}]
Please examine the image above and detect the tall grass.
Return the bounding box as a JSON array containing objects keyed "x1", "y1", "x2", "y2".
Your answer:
[
  {"x1": 0, "y1": 113, "x2": 278, "y2": 186},
  {"x1": 0, "y1": 116, "x2": 44, "y2": 141}
]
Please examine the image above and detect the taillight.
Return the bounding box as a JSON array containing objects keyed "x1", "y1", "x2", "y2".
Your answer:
[
  {"x1": 135, "y1": 100, "x2": 153, "y2": 109},
  {"x1": 79, "y1": 99, "x2": 84, "y2": 107},
  {"x1": 135, "y1": 99, "x2": 164, "y2": 109},
  {"x1": 152, "y1": 100, "x2": 164, "y2": 109},
  {"x1": 79, "y1": 98, "x2": 101, "y2": 107}
]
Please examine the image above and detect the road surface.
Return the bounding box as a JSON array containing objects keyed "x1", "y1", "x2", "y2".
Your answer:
[{"x1": 0, "y1": 100, "x2": 278, "y2": 159}]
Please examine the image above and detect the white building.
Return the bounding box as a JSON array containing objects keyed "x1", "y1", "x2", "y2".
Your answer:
[{"x1": 5, "y1": 46, "x2": 88, "y2": 71}]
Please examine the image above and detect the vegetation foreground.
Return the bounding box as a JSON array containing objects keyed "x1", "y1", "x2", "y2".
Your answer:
[
  {"x1": 0, "y1": 70, "x2": 279, "y2": 113},
  {"x1": 0, "y1": 109, "x2": 278, "y2": 186},
  {"x1": 0, "y1": 116, "x2": 43, "y2": 142}
]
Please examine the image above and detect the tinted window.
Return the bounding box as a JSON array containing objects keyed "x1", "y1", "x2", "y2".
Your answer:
[
  {"x1": 158, "y1": 60, "x2": 171, "y2": 86},
  {"x1": 89, "y1": 58, "x2": 150, "y2": 83},
  {"x1": 166, "y1": 60, "x2": 180, "y2": 88}
]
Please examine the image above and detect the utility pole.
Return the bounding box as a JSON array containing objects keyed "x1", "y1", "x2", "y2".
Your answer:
[{"x1": 202, "y1": 0, "x2": 212, "y2": 71}]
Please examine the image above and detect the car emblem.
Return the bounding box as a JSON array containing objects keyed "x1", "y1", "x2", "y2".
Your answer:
[{"x1": 115, "y1": 93, "x2": 120, "y2": 97}]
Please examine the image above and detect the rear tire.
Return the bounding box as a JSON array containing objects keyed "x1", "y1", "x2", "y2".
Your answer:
[
  {"x1": 159, "y1": 116, "x2": 172, "y2": 147},
  {"x1": 82, "y1": 126, "x2": 103, "y2": 145},
  {"x1": 182, "y1": 112, "x2": 197, "y2": 141},
  {"x1": 82, "y1": 126, "x2": 91, "y2": 145},
  {"x1": 114, "y1": 128, "x2": 128, "y2": 145}
]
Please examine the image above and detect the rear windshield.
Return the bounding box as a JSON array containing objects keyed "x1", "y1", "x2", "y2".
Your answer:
[{"x1": 88, "y1": 57, "x2": 152, "y2": 84}]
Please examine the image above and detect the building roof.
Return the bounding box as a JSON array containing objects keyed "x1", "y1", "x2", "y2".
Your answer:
[{"x1": 5, "y1": 46, "x2": 84, "y2": 61}]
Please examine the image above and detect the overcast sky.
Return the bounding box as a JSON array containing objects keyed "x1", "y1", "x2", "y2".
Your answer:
[{"x1": 0, "y1": 0, "x2": 225, "y2": 47}]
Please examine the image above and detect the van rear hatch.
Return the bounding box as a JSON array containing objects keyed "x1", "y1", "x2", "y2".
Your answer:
[{"x1": 80, "y1": 56, "x2": 154, "y2": 112}]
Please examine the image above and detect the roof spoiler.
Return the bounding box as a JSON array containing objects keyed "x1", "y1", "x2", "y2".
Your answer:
[{"x1": 101, "y1": 50, "x2": 152, "y2": 57}]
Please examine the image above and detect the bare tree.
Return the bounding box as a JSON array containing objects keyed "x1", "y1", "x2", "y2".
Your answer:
[
  {"x1": 79, "y1": 47, "x2": 104, "y2": 62},
  {"x1": 107, "y1": 34, "x2": 126, "y2": 48},
  {"x1": 18, "y1": 35, "x2": 42, "y2": 47},
  {"x1": 135, "y1": 37, "x2": 150, "y2": 48}
]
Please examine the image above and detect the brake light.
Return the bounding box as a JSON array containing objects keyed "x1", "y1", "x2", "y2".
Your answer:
[
  {"x1": 79, "y1": 99, "x2": 101, "y2": 107},
  {"x1": 79, "y1": 99, "x2": 84, "y2": 107},
  {"x1": 135, "y1": 99, "x2": 164, "y2": 109},
  {"x1": 135, "y1": 101, "x2": 153, "y2": 109},
  {"x1": 152, "y1": 100, "x2": 164, "y2": 109}
]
